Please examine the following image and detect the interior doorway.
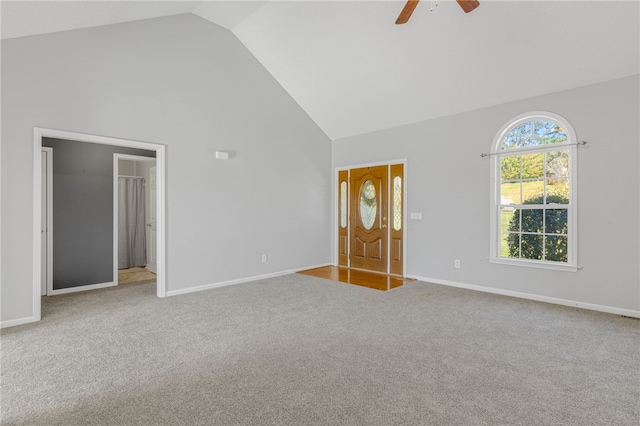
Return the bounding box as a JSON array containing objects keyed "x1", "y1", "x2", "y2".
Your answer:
[
  {"x1": 337, "y1": 162, "x2": 406, "y2": 276},
  {"x1": 32, "y1": 128, "x2": 167, "y2": 322},
  {"x1": 114, "y1": 154, "x2": 157, "y2": 286}
]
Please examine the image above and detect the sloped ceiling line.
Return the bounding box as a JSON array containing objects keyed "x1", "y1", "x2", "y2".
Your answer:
[{"x1": 2, "y1": 1, "x2": 639, "y2": 140}]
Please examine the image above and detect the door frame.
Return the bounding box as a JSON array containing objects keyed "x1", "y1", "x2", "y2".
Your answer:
[
  {"x1": 32, "y1": 128, "x2": 167, "y2": 320},
  {"x1": 334, "y1": 159, "x2": 407, "y2": 275},
  {"x1": 113, "y1": 154, "x2": 157, "y2": 285},
  {"x1": 41, "y1": 147, "x2": 53, "y2": 296}
]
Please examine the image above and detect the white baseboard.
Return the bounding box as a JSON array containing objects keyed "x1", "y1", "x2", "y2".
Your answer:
[
  {"x1": 409, "y1": 275, "x2": 640, "y2": 319},
  {"x1": 1, "y1": 314, "x2": 40, "y2": 329},
  {"x1": 165, "y1": 263, "x2": 333, "y2": 297},
  {"x1": 1, "y1": 266, "x2": 333, "y2": 328},
  {"x1": 49, "y1": 281, "x2": 116, "y2": 296},
  {"x1": 2, "y1": 282, "x2": 117, "y2": 328}
]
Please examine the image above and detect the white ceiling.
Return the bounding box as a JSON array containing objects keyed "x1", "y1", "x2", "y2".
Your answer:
[{"x1": 2, "y1": 1, "x2": 639, "y2": 140}]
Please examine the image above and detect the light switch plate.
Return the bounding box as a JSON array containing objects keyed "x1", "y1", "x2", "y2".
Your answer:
[{"x1": 410, "y1": 212, "x2": 422, "y2": 220}]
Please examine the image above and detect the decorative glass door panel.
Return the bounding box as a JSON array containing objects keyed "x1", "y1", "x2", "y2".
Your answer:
[
  {"x1": 359, "y1": 180, "x2": 377, "y2": 229},
  {"x1": 389, "y1": 164, "x2": 404, "y2": 276},
  {"x1": 337, "y1": 170, "x2": 349, "y2": 266}
]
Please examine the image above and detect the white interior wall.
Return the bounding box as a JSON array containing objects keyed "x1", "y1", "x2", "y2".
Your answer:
[
  {"x1": 118, "y1": 159, "x2": 137, "y2": 176},
  {"x1": 1, "y1": 14, "x2": 331, "y2": 325},
  {"x1": 333, "y1": 75, "x2": 640, "y2": 313},
  {"x1": 118, "y1": 160, "x2": 149, "y2": 179},
  {"x1": 135, "y1": 161, "x2": 151, "y2": 179}
]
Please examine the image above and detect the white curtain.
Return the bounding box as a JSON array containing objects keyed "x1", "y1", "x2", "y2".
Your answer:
[{"x1": 118, "y1": 177, "x2": 146, "y2": 269}]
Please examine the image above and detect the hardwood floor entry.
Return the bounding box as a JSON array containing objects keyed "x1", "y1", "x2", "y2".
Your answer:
[{"x1": 298, "y1": 266, "x2": 415, "y2": 291}]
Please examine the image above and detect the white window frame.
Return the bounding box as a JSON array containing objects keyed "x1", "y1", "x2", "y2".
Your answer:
[{"x1": 489, "y1": 112, "x2": 578, "y2": 272}]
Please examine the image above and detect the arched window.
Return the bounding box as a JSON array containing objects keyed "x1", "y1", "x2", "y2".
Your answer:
[{"x1": 490, "y1": 112, "x2": 578, "y2": 271}]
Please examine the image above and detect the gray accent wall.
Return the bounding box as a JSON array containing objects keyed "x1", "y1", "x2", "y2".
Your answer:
[
  {"x1": 42, "y1": 138, "x2": 155, "y2": 289},
  {"x1": 333, "y1": 75, "x2": 640, "y2": 312},
  {"x1": 1, "y1": 14, "x2": 332, "y2": 324}
]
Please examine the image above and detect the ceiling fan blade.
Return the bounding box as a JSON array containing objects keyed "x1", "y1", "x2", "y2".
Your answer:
[
  {"x1": 396, "y1": 0, "x2": 420, "y2": 25},
  {"x1": 456, "y1": 0, "x2": 480, "y2": 13}
]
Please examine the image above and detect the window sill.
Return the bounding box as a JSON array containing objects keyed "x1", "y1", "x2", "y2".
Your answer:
[{"x1": 489, "y1": 257, "x2": 579, "y2": 272}]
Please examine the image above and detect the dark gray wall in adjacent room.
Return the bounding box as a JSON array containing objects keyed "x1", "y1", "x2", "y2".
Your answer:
[{"x1": 43, "y1": 137, "x2": 155, "y2": 289}]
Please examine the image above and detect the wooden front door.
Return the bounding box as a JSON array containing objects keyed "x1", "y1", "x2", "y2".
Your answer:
[
  {"x1": 338, "y1": 163, "x2": 404, "y2": 275},
  {"x1": 350, "y1": 165, "x2": 388, "y2": 273}
]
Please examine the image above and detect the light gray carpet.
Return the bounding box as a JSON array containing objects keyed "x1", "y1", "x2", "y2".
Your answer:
[{"x1": 1, "y1": 274, "x2": 639, "y2": 425}]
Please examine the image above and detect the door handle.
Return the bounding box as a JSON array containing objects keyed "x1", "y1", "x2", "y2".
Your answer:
[{"x1": 382, "y1": 224, "x2": 387, "y2": 229}]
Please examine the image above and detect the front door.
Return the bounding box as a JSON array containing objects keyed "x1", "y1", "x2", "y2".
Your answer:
[
  {"x1": 338, "y1": 163, "x2": 405, "y2": 275},
  {"x1": 350, "y1": 165, "x2": 388, "y2": 273}
]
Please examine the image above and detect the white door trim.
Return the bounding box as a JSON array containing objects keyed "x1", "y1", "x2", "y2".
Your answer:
[
  {"x1": 41, "y1": 147, "x2": 54, "y2": 296},
  {"x1": 113, "y1": 154, "x2": 157, "y2": 286},
  {"x1": 32, "y1": 128, "x2": 167, "y2": 322},
  {"x1": 334, "y1": 159, "x2": 408, "y2": 275}
]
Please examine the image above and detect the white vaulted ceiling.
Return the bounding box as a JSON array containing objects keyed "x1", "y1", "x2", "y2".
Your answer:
[{"x1": 2, "y1": 1, "x2": 639, "y2": 140}]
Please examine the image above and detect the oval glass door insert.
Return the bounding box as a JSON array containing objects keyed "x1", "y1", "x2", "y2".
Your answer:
[{"x1": 359, "y1": 180, "x2": 377, "y2": 229}]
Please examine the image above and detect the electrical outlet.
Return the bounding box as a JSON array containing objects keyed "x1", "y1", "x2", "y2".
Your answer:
[
  {"x1": 454, "y1": 259, "x2": 461, "y2": 269},
  {"x1": 261, "y1": 254, "x2": 268, "y2": 263}
]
